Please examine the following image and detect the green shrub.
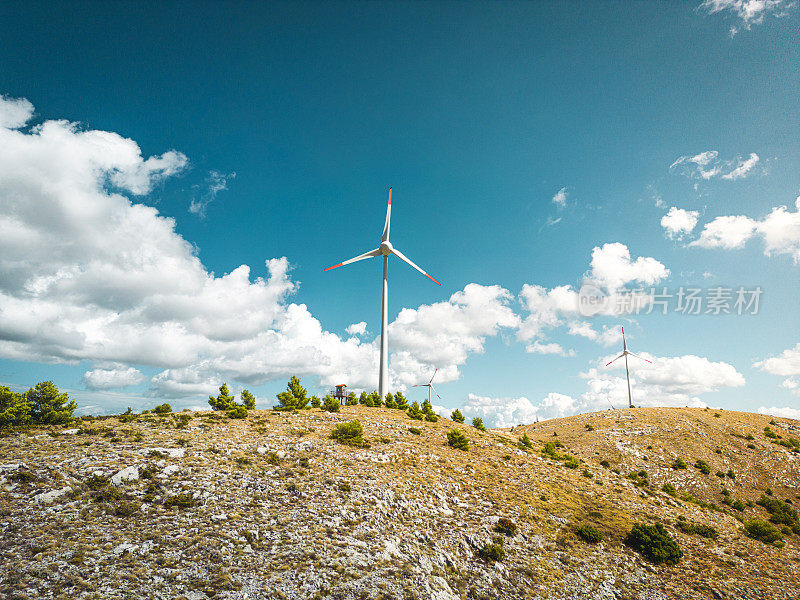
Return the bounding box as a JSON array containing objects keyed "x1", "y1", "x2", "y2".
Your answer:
[
  {"x1": 731, "y1": 499, "x2": 746, "y2": 512},
  {"x1": 331, "y1": 420, "x2": 366, "y2": 447},
  {"x1": 226, "y1": 405, "x2": 248, "y2": 419},
  {"x1": 694, "y1": 459, "x2": 711, "y2": 475},
  {"x1": 563, "y1": 456, "x2": 580, "y2": 469},
  {"x1": 764, "y1": 426, "x2": 778, "y2": 439},
  {"x1": 85, "y1": 475, "x2": 110, "y2": 490},
  {"x1": 675, "y1": 518, "x2": 718, "y2": 539},
  {"x1": 600, "y1": 459, "x2": 611, "y2": 468},
  {"x1": 9, "y1": 470, "x2": 36, "y2": 484},
  {"x1": 346, "y1": 392, "x2": 358, "y2": 406},
  {"x1": 163, "y1": 493, "x2": 196, "y2": 509},
  {"x1": 624, "y1": 523, "x2": 683, "y2": 565},
  {"x1": 337, "y1": 482, "x2": 351, "y2": 493},
  {"x1": 472, "y1": 417, "x2": 486, "y2": 432},
  {"x1": 661, "y1": 483, "x2": 677, "y2": 497},
  {"x1": 519, "y1": 433, "x2": 533, "y2": 449},
  {"x1": 672, "y1": 457, "x2": 687, "y2": 470},
  {"x1": 727, "y1": 468, "x2": 736, "y2": 479},
  {"x1": 114, "y1": 500, "x2": 140, "y2": 517},
  {"x1": 757, "y1": 495, "x2": 798, "y2": 526},
  {"x1": 744, "y1": 519, "x2": 782, "y2": 543},
  {"x1": 311, "y1": 396, "x2": 321, "y2": 408},
  {"x1": 153, "y1": 403, "x2": 172, "y2": 415},
  {"x1": 542, "y1": 441, "x2": 561, "y2": 458},
  {"x1": 575, "y1": 525, "x2": 602, "y2": 544},
  {"x1": 408, "y1": 427, "x2": 422, "y2": 435},
  {"x1": 241, "y1": 389, "x2": 256, "y2": 409},
  {"x1": 477, "y1": 539, "x2": 504, "y2": 562},
  {"x1": 27, "y1": 381, "x2": 78, "y2": 425},
  {"x1": 394, "y1": 392, "x2": 409, "y2": 410},
  {"x1": 447, "y1": 429, "x2": 469, "y2": 451},
  {"x1": 209, "y1": 383, "x2": 237, "y2": 411},
  {"x1": 322, "y1": 395, "x2": 340, "y2": 413},
  {"x1": 581, "y1": 469, "x2": 593, "y2": 478},
  {"x1": 421, "y1": 399, "x2": 438, "y2": 422},
  {"x1": 585, "y1": 423, "x2": 595, "y2": 431},
  {"x1": 495, "y1": 518, "x2": 517, "y2": 536},
  {"x1": 451, "y1": 409, "x2": 465, "y2": 423}
]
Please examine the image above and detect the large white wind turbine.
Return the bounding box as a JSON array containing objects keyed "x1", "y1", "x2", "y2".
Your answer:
[
  {"x1": 413, "y1": 369, "x2": 441, "y2": 405},
  {"x1": 605, "y1": 326, "x2": 652, "y2": 409},
  {"x1": 325, "y1": 188, "x2": 441, "y2": 399}
]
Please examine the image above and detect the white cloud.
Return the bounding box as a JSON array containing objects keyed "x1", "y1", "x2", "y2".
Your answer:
[
  {"x1": 189, "y1": 170, "x2": 235, "y2": 217},
  {"x1": 566, "y1": 321, "x2": 622, "y2": 347},
  {"x1": 0, "y1": 94, "x2": 515, "y2": 401},
  {"x1": 0, "y1": 95, "x2": 35, "y2": 129},
  {"x1": 722, "y1": 153, "x2": 760, "y2": 180},
  {"x1": 670, "y1": 150, "x2": 761, "y2": 181},
  {"x1": 525, "y1": 341, "x2": 576, "y2": 357},
  {"x1": 691, "y1": 197, "x2": 800, "y2": 262},
  {"x1": 754, "y1": 343, "x2": 800, "y2": 376},
  {"x1": 699, "y1": 0, "x2": 796, "y2": 35},
  {"x1": 462, "y1": 391, "x2": 581, "y2": 427},
  {"x1": 388, "y1": 284, "x2": 520, "y2": 387},
  {"x1": 83, "y1": 367, "x2": 145, "y2": 390},
  {"x1": 690, "y1": 215, "x2": 757, "y2": 249},
  {"x1": 661, "y1": 207, "x2": 699, "y2": 239},
  {"x1": 552, "y1": 187, "x2": 568, "y2": 208},
  {"x1": 758, "y1": 406, "x2": 800, "y2": 419},
  {"x1": 345, "y1": 321, "x2": 367, "y2": 336},
  {"x1": 589, "y1": 242, "x2": 670, "y2": 291},
  {"x1": 582, "y1": 353, "x2": 745, "y2": 408}
]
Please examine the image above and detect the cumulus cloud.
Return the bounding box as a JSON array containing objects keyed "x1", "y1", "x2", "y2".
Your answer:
[
  {"x1": 661, "y1": 207, "x2": 700, "y2": 239},
  {"x1": 83, "y1": 367, "x2": 145, "y2": 390},
  {"x1": 462, "y1": 391, "x2": 582, "y2": 428},
  {"x1": 758, "y1": 406, "x2": 800, "y2": 419},
  {"x1": 346, "y1": 322, "x2": 367, "y2": 336},
  {"x1": 0, "y1": 94, "x2": 517, "y2": 401},
  {"x1": 755, "y1": 343, "x2": 800, "y2": 394},
  {"x1": 699, "y1": 0, "x2": 796, "y2": 35},
  {"x1": 566, "y1": 321, "x2": 622, "y2": 347},
  {"x1": 690, "y1": 197, "x2": 800, "y2": 262},
  {"x1": 388, "y1": 284, "x2": 520, "y2": 387},
  {"x1": 552, "y1": 187, "x2": 568, "y2": 208},
  {"x1": 670, "y1": 150, "x2": 761, "y2": 180},
  {"x1": 0, "y1": 95, "x2": 35, "y2": 129},
  {"x1": 589, "y1": 242, "x2": 670, "y2": 291},
  {"x1": 690, "y1": 215, "x2": 758, "y2": 249}
]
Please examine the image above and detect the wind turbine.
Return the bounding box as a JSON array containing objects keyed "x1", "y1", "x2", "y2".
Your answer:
[
  {"x1": 413, "y1": 369, "x2": 441, "y2": 405},
  {"x1": 325, "y1": 188, "x2": 441, "y2": 399},
  {"x1": 605, "y1": 327, "x2": 652, "y2": 409}
]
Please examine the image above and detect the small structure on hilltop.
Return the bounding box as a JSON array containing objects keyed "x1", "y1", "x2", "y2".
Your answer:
[{"x1": 332, "y1": 384, "x2": 348, "y2": 405}]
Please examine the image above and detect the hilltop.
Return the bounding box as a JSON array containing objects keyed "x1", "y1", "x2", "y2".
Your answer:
[{"x1": 2, "y1": 405, "x2": 800, "y2": 599}]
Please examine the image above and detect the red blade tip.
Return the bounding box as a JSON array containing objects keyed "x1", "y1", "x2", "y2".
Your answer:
[
  {"x1": 324, "y1": 263, "x2": 343, "y2": 271},
  {"x1": 426, "y1": 273, "x2": 441, "y2": 285},
  {"x1": 388, "y1": 187, "x2": 392, "y2": 205}
]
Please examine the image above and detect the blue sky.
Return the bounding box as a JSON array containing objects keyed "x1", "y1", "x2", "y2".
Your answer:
[{"x1": 1, "y1": 1, "x2": 799, "y2": 424}]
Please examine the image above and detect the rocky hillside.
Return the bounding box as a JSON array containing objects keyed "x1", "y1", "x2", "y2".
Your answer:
[{"x1": 2, "y1": 406, "x2": 800, "y2": 600}]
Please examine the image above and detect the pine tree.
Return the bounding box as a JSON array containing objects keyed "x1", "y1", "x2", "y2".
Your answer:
[
  {"x1": 421, "y1": 398, "x2": 438, "y2": 422},
  {"x1": 384, "y1": 392, "x2": 396, "y2": 409},
  {"x1": 0, "y1": 386, "x2": 31, "y2": 429},
  {"x1": 451, "y1": 409, "x2": 465, "y2": 423},
  {"x1": 394, "y1": 391, "x2": 408, "y2": 410},
  {"x1": 241, "y1": 389, "x2": 256, "y2": 409},
  {"x1": 275, "y1": 376, "x2": 309, "y2": 411},
  {"x1": 26, "y1": 381, "x2": 77, "y2": 425},
  {"x1": 359, "y1": 392, "x2": 368, "y2": 405},
  {"x1": 472, "y1": 417, "x2": 486, "y2": 432},
  {"x1": 407, "y1": 401, "x2": 424, "y2": 421},
  {"x1": 311, "y1": 396, "x2": 321, "y2": 408},
  {"x1": 322, "y1": 395, "x2": 341, "y2": 413},
  {"x1": 368, "y1": 390, "x2": 381, "y2": 407},
  {"x1": 346, "y1": 392, "x2": 358, "y2": 406},
  {"x1": 209, "y1": 383, "x2": 237, "y2": 411}
]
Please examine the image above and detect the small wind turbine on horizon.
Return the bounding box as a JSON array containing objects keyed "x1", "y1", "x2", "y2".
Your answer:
[
  {"x1": 413, "y1": 369, "x2": 441, "y2": 404},
  {"x1": 605, "y1": 326, "x2": 652, "y2": 409},
  {"x1": 325, "y1": 188, "x2": 441, "y2": 399}
]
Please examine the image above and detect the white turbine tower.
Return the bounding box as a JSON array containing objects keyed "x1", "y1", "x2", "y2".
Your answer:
[
  {"x1": 605, "y1": 326, "x2": 652, "y2": 409},
  {"x1": 325, "y1": 188, "x2": 441, "y2": 399},
  {"x1": 412, "y1": 369, "x2": 441, "y2": 405}
]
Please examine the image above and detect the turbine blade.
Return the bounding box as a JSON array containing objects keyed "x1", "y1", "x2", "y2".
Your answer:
[
  {"x1": 429, "y1": 368, "x2": 438, "y2": 384},
  {"x1": 391, "y1": 247, "x2": 441, "y2": 285},
  {"x1": 382, "y1": 187, "x2": 392, "y2": 242},
  {"x1": 605, "y1": 354, "x2": 624, "y2": 367},
  {"x1": 628, "y1": 352, "x2": 652, "y2": 364},
  {"x1": 324, "y1": 248, "x2": 381, "y2": 271},
  {"x1": 430, "y1": 385, "x2": 441, "y2": 400}
]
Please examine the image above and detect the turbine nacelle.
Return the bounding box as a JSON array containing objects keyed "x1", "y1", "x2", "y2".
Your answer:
[{"x1": 379, "y1": 241, "x2": 393, "y2": 255}]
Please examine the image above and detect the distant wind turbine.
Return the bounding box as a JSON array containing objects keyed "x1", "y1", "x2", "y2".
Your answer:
[
  {"x1": 413, "y1": 369, "x2": 441, "y2": 404},
  {"x1": 605, "y1": 326, "x2": 652, "y2": 409},
  {"x1": 325, "y1": 188, "x2": 441, "y2": 399}
]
